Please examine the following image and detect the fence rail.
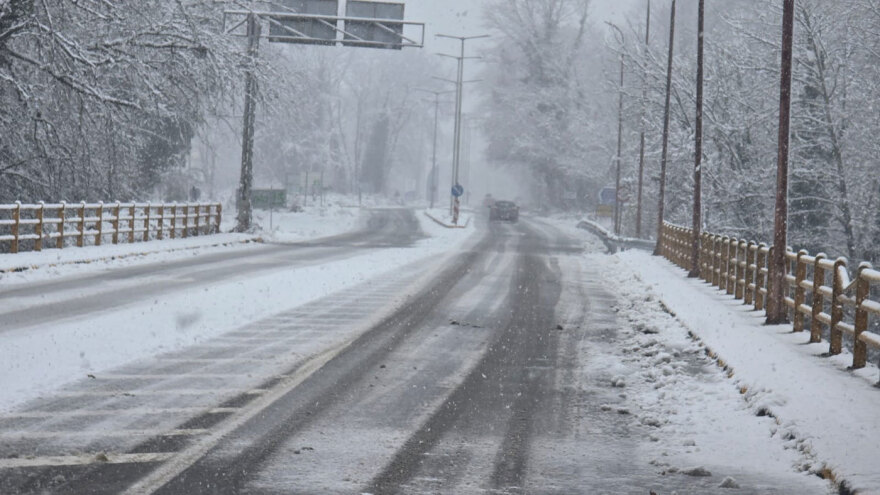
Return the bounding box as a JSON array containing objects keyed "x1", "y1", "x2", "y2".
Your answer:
[
  {"x1": 658, "y1": 221, "x2": 880, "y2": 371},
  {"x1": 0, "y1": 201, "x2": 222, "y2": 254}
]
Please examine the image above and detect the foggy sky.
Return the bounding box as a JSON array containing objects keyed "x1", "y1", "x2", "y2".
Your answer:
[{"x1": 406, "y1": 0, "x2": 643, "y2": 50}]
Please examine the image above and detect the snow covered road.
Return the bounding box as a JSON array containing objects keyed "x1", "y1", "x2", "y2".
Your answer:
[{"x1": 0, "y1": 213, "x2": 838, "y2": 494}]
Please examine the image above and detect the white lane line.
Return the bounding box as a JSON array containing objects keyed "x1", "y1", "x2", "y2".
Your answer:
[
  {"x1": 0, "y1": 408, "x2": 240, "y2": 420},
  {"x1": 94, "y1": 374, "x2": 244, "y2": 380},
  {"x1": 157, "y1": 358, "x2": 277, "y2": 363},
  {"x1": 122, "y1": 337, "x2": 357, "y2": 494},
  {"x1": 122, "y1": 256, "x2": 454, "y2": 494},
  {"x1": 0, "y1": 429, "x2": 208, "y2": 440},
  {"x1": 52, "y1": 389, "x2": 267, "y2": 398},
  {"x1": 0, "y1": 452, "x2": 176, "y2": 469}
]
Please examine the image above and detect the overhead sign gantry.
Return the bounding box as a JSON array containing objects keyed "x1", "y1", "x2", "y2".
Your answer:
[
  {"x1": 223, "y1": 1, "x2": 425, "y2": 232},
  {"x1": 224, "y1": 1, "x2": 424, "y2": 50}
]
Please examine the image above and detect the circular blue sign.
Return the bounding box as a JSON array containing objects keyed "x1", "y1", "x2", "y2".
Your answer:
[{"x1": 452, "y1": 184, "x2": 465, "y2": 198}]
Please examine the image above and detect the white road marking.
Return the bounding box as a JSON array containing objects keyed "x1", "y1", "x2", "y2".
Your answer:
[
  {"x1": 51, "y1": 389, "x2": 267, "y2": 398},
  {"x1": 0, "y1": 429, "x2": 208, "y2": 440},
  {"x1": 0, "y1": 452, "x2": 176, "y2": 469},
  {"x1": 0, "y1": 407, "x2": 240, "y2": 420}
]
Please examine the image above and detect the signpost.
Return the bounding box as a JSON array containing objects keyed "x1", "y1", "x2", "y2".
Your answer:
[{"x1": 451, "y1": 184, "x2": 464, "y2": 226}]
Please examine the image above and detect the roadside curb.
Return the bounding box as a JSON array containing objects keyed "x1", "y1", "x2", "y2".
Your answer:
[{"x1": 423, "y1": 211, "x2": 470, "y2": 229}]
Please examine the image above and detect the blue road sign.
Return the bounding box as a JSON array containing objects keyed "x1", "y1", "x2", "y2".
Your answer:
[
  {"x1": 452, "y1": 184, "x2": 465, "y2": 198},
  {"x1": 599, "y1": 187, "x2": 616, "y2": 206}
]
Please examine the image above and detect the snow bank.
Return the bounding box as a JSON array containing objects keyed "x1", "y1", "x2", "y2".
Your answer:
[{"x1": 608, "y1": 250, "x2": 880, "y2": 493}]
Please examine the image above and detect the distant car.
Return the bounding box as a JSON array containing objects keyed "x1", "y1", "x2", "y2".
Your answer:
[{"x1": 489, "y1": 200, "x2": 519, "y2": 222}]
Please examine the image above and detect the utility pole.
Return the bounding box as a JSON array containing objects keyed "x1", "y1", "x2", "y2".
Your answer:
[
  {"x1": 235, "y1": 13, "x2": 260, "y2": 232},
  {"x1": 689, "y1": 0, "x2": 705, "y2": 278},
  {"x1": 416, "y1": 89, "x2": 455, "y2": 209},
  {"x1": 636, "y1": 0, "x2": 651, "y2": 239},
  {"x1": 437, "y1": 33, "x2": 488, "y2": 224},
  {"x1": 611, "y1": 25, "x2": 626, "y2": 237},
  {"x1": 767, "y1": 0, "x2": 795, "y2": 324},
  {"x1": 654, "y1": 0, "x2": 676, "y2": 255},
  {"x1": 614, "y1": 51, "x2": 624, "y2": 235}
]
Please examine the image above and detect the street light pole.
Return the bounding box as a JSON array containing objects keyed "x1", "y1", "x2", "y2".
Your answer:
[
  {"x1": 636, "y1": 0, "x2": 651, "y2": 239},
  {"x1": 767, "y1": 0, "x2": 796, "y2": 324},
  {"x1": 607, "y1": 23, "x2": 625, "y2": 237},
  {"x1": 654, "y1": 0, "x2": 676, "y2": 255},
  {"x1": 416, "y1": 89, "x2": 455, "y2": 209},
  {"x1": 436, "y1": 33, "x2": 488, "y2": 224}
]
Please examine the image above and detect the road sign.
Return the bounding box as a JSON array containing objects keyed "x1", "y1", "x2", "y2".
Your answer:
[
  {"x1": 451, "y1": 184, "x2": 464, "y2": 198},
  {"x1": 345, "y1": 1, "x2": 405, "y2": 50},
  {"x1": 252, "y1": 189, "x2": 287, "y2": 209},
  {"x1": 269, "y1": 0, "x2": 338, "y2": 45},
  {"x1": 599, "y1": 187, "x2": 616, "y2": 206}
]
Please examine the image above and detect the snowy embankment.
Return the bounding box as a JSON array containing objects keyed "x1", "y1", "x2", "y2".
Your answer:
[
  {"x1": 0, "y1": 209, "x2": 477, "y2": 413},
  {"x1": 603, "y1": 250, "x2": 880, "y2": 493}
]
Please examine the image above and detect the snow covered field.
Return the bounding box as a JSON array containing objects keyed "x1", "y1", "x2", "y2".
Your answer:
[
  {"x1": 0, "y1": 209, "x2": 477, "y2": 413},
  {"x1": 598, "y1": 249, "x2": 880, "y2": 494}
]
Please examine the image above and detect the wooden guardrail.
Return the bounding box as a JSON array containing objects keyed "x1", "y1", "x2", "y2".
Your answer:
[
  {"x1": 0, "y1": 202, "x2": 222, "y2": 254},
  {"x1": 658, "y1": 221, "x2": 880, "y2": 371}
]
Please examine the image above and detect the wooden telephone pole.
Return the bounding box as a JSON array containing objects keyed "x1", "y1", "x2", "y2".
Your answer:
[
  {"x1": 767, "y1": 0, "x2": 796, "y2": 324},
  {"x1": 235, "y1": 13, "x2": 260, "y2": 232},
  {"x1": 689, "y1": 0, "x2": 705, "y2": 277}
]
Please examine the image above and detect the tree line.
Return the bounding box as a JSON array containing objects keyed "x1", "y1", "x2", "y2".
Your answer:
[{"x1": 478, "y1": 0, "x2": 880, "y2": 263}]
